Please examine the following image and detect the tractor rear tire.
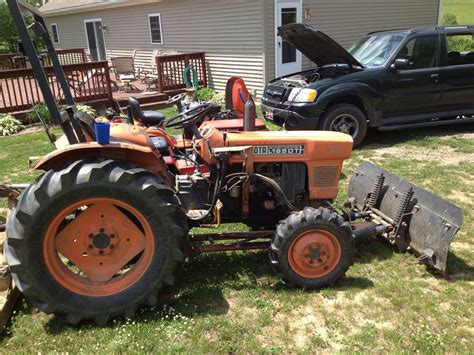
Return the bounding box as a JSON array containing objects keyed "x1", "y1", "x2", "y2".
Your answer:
[
  {"x1": 269, "y1": 207, "x2": 354, "y2": 288},
  {"x1": 4, "y1": 159, "x2": 188, "y2": 325}
]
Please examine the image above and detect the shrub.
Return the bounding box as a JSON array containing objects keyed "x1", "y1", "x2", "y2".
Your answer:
[
  {"x1": 76, "y1": 104, "x2": 97, "y2": 118},
  {"x1": 27, "y1": 102, "x2": 54, "y2": 124},
  {"x1": 196, "y1": 87, "x2": 216, "y2": 102},
  {"x1": 442, "y1": 13, "x2": 458, "y2": 26},
  {"x1": 210, "y1": 91, "x2": 226, "y2": 106},
  {"x1": 27, "y1": 102, "x2": 97, "y2": 124},
  {"x1": 0, "y1": 114, "x2": 23, "y2": 136}
]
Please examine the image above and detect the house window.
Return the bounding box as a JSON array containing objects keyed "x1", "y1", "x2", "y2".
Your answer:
[
  {"x1": 51, "y1": 23, "x2": 59, "y2": 43},
  {"x1": 148, "y1": 14, "x2": 163, "y2": 44}
]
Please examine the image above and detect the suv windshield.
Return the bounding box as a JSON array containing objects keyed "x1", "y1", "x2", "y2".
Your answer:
[{"x1": 349, "y1": 33, "x2": 405, "y2": 67}]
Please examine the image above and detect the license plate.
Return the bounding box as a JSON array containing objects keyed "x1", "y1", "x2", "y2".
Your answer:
[{"x1": 265, "y1": 109, "x2": 274, "y2": 120}]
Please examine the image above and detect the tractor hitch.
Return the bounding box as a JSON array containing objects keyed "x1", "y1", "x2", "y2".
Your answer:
[{"x1": 348, "y1": 162, "x2": 463, "y2": 274}]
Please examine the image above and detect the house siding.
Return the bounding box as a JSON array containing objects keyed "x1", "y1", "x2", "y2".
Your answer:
[
  {"x1": 264, "y1": 0, "x2": 440, "y2": 79},
  {"x1": 46, "y1": 0, "x2": 266, "y2": 96},
  {"x1": 46, "y1": 0, "x2": 440, "y2": 95}
]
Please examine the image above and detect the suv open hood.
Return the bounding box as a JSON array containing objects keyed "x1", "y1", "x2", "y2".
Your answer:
[{"x1": 278, "y1": 23, "x2": 364, "y2": 68}]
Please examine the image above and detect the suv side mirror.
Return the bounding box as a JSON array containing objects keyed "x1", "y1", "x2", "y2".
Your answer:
[{"x1": 391, "y1": 58, "x2": 410, "y2": 70}]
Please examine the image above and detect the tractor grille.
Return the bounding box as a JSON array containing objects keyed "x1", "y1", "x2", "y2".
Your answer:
[{"x1": 313, "y1": 166, "x2": 340, "y2": 187}]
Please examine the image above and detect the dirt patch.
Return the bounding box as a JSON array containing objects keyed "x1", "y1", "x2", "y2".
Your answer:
[
  {"x1": 451, "y1": 191, "x2": 474, "y2": 206},
  {"x1": 13, "y1": 124, "x2": 45, "y2": 136},
  {"x1": 369, "y1": 145, "x2": 474, "y2": 166},
  {"x1": 256, "y1": 290, "x2": 394, "y2": 351},
  {"x1": 441, "y1": 132, "x2": 474, "y2": 140},
  {"x1": 226, "y1": 296, "x2": 258, "y2": 322},
  {"x1": 451, "y1": 242, "x2": 474, "y2": 251}
]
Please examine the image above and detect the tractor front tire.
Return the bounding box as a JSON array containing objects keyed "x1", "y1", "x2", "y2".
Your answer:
[
  {"x1": 269, "y1": 207, "x2": 354, "y2": 288},
  {"x1": 4, "y1": 159, "x2": 188, "y2": 325}
]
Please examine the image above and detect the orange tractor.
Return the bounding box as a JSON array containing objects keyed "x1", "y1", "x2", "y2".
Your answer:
[{"x1": 0, "y1": 0, "x2": 463, "y2": 326}]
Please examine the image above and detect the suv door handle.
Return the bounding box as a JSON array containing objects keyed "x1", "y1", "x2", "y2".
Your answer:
[{"x1": 430, "y1": 73, "x2": 439, "y2": 83}]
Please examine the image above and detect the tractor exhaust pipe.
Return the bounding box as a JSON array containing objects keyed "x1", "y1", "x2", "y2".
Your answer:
[{"x1": 243, "y1": 94, "x2": 256, "y2": 131}]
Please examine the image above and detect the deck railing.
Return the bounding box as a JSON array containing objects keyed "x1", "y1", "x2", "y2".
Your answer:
[
  {"x1": 0, "y1": 48, "x2": 88, "y2": 71},
  {"x1": 0, "y1": 60, "x2": 113, "y2": 114},
  {"x1": 0, "y1": 54, "x2": 27, "y2": 71},
  {"x1": 155, "y1": 52, "x2": 207, "y2": 92}
]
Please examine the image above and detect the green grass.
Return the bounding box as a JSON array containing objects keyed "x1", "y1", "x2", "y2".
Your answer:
[
  {"x1": 0, "y1": 115, "x2": 473, "y2": 352},
  {"x1": 442, "y1": 0, "x2": 474, "y2": 24}
]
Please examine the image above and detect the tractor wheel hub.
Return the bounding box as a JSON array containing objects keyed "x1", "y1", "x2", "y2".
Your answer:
[
  {"x1": 308, "y1": 248, "x2": 322, "y2": 261},
  {"x1": 93, "y1": 233, "x2": 111, "y2": 250}
]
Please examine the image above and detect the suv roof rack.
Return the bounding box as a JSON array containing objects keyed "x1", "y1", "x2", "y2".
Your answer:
[{"x1": 367, "y1": 25, "x2": 474, "y2": 36}]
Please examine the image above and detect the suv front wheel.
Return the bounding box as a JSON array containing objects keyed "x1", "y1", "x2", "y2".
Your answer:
[{"x1": 320, "y1": 104, "x2": 368, "y2": 147}]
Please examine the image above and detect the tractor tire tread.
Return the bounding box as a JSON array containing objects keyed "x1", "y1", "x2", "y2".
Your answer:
[
  {"x1": 5, "y1": 159, "x2": 189, "y2": 325},
  {"x1": 269, "y1": 207, "x2": 355, "y2": 288}
]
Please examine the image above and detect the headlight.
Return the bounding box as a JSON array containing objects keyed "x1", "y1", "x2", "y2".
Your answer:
[{"x1": 287, "y1": 88, "x2": 318, "y2": 103}]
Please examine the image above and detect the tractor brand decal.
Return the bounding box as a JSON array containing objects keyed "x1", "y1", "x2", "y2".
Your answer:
[{"x1": 253, "y1": 145, "x2": 304, "y2": 156}]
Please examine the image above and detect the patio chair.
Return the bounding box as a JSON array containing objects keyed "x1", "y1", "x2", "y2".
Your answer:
[
  {"x1": 110, "y1": 56, "x2": 139, "y2": 92},
  {"x1": 66, "y1": 67, "x2": 117, "y2": 96},
  {"x1": 141, "y1": 50, "x2": 179, "y2": 91}
]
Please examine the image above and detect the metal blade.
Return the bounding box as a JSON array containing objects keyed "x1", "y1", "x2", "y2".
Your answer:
[{"x1": 349, "y1": 161, "x2": 463, "y2": 273}]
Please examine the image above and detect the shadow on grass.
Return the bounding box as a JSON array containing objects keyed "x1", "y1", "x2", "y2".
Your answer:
[
  {"x1": 41, "y1": 250, "x2": 375, "y2": 334},
  {"x1": 446, "y1": 251, "x2": 474, "y2": 281},
  {"x1": 360, "y1": 122, "x2": 474, "y2": 148},
  {"x1": 354, "y1": 238, "x2": 396, "y2": 264}
]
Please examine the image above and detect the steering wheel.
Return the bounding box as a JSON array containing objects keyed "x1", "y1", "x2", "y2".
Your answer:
[
  {"x1": 165, "y1": 103, "x2": 214, "y2": 130},
  {"x1": 166, "y1": 93, "x2": 186, "y2": 105}
]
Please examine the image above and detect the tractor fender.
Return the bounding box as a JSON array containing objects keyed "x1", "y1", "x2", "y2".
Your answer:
[
  {"x1": 32, "y1": 142, "x2": 174, "y2": 187},
  {"x1": 316, "y1": 82, "x2": 382, "y2": 124}
]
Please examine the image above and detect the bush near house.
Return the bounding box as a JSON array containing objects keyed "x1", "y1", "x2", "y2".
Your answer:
[
  {"x1": 0, "y1": 114, "x2": 23, "y2": 136},
  {"x1": 26, "y1": 103, "x2": 97, "y2": 124}
]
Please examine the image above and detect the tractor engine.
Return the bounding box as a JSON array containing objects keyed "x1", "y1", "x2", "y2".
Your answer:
[
  {"x1": 176, "y1": 124, "x2": 354, "y2": 228},
  {"x1": 176, "y1": 162, "x2": 308, "y2": 228}
]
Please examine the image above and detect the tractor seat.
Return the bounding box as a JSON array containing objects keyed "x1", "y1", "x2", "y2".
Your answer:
[{"x1": 128, "y1": 96, "x2": 165, "y2": 126}]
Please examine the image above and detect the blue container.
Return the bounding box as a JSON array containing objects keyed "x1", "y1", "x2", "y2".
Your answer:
[{"x1": 95, "y1": 122, "x2": 110, "y2": 145}]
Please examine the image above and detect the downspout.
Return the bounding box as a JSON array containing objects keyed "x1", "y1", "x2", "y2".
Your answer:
[{"x1": 437, "y1": 0, "x2": 442, "y2": 25}]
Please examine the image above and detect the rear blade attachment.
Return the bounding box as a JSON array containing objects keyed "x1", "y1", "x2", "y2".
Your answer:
[{"x1": 348, "y1": 161, "x2": 463, "y2": 274}]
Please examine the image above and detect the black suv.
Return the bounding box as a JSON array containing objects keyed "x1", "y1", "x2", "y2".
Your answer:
[{"x1": 262, "y1": 24, "x2": 474, "y2": 146}]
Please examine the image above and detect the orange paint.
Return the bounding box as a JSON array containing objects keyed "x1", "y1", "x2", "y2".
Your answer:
[
  {"x1": 43, "y1": 198, "x2": 154, "y2": 297},
  {"x1": 196, "y1": 124, "x2": 353, "y2": 199},
  {"x1": 288, "y1": 229, "x2": 342, "y2": 279}
]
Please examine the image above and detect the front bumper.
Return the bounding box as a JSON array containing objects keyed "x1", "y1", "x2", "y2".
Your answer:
[{"x1": 261, "y1": 101, "x2": 322, "y2": 131}]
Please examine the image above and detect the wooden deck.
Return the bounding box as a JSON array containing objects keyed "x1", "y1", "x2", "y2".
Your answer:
[
  {"x1": 0, "y1": 49, "x2": 204, "y2": 116},
  {"x1": 112, "y1": 79, "x2": 170, "y2": 109}
]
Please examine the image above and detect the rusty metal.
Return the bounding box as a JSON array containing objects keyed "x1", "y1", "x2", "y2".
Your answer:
[
  {"x1": 349, "y1": 161, "x2": 463, "y2": 274},
  {"x1": 189, "y1": 242, "x2": 269, "y2": 254},
  {"x1": 242, "y1": 147, "x2": 254, "y2": 219},
  {"x1": 188, "y1": 231, "x2": 272, "y2": 254},
  {"x1": 190, "y1": 231, "x2": 273, "y2": 242}
]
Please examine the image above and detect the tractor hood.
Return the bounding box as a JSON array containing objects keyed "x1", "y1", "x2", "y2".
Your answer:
[{"x1": 278, "y1": 23, "x2": 364, "y2": 68}]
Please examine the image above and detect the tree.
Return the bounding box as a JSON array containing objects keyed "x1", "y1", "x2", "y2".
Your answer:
[
  {"x1": 0, "y1": 0, "x2": 49, "y2": 53},
  {"x1": 442, "y1": 13, "x2": 459, "y2": 26},
  {"x1": 0, "y1": 2, "x2": 20, "y2": 52}
]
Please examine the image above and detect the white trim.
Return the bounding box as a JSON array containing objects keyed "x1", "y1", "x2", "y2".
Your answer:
[
  {"x1": 51, "y1": 23, "x2": 60, "y2": 44},
  {"x1": 274, "y1": 0, "x2": 302, "y2": 77},
  {"x1": 41, "y1": 0, "x2": 163, "y2": 16},
  {"x1": 148, "y1": 13, "x2": 164, "y2": 45},
  {"x1": 84, "y1": 18, "x2": 108, "y2": 61}
]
